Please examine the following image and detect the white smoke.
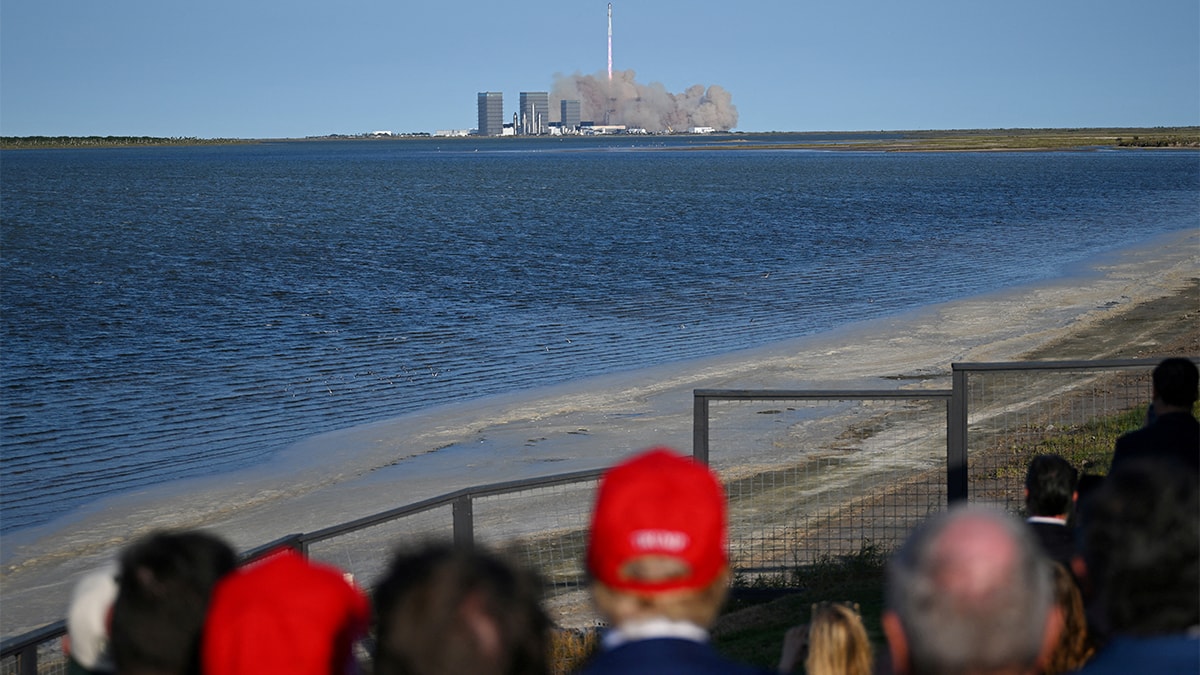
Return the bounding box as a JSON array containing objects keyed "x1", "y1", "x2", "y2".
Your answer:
[{"x1": 550, "y1": 69, "x2": 738, "y2": 132}]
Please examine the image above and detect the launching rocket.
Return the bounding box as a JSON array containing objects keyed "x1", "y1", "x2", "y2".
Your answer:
[{"x1": 607, "y1": 3, "x2": 613, "y2": 81}]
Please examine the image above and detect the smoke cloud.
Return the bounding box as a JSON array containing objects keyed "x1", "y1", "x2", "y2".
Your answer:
[{"x1": 551, "y1": 69, "x2": 738, "y2": 132}]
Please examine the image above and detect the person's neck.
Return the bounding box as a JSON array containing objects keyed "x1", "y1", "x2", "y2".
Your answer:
[
  {"x1": 1155, "y1": 403, "x2": 1193, "y2": 417},
  {"x1": 603, "y1": 617, "x2": 709, "y2": 649}
]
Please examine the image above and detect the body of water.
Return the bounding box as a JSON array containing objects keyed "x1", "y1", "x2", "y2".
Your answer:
[{"x1": 3, "y1": 136, "x2": 1198, "y2": 534}]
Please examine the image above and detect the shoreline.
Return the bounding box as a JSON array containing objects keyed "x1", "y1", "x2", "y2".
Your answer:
[
  {"x1": 4, "y1": 127, "x2": 1198, "y2": 151},
  {"x1": 2, "y1": 228, "x2": 1197, "y2": 637}
]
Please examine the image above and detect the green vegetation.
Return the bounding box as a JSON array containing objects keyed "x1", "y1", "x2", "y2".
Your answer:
[
  {"x1": 982, "y1": 403, "x2": 1148, "y2": 484},
  {"x1": 715, "y1": 544, "x2": 889, "y2": 670},
  {"x1": 699, "y1": 126, "x2": 1200, "y2": 152},
  {"x1": 0, "y1": 135, "x2": 251, "y2": 149},
  {"x1": 1021, "y1": 405, "x2": 1147, "y2": 474}
]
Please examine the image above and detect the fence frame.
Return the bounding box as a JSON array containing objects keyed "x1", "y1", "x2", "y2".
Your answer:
[{"x1": 694, "y1": 387, "x2": 958, "y2": 495}]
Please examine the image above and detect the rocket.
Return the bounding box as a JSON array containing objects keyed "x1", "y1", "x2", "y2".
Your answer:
[{"x1": 607, "y1": 3, "x2": 613, "y2": 81}]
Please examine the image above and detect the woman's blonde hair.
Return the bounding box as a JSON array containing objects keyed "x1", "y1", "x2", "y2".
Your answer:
[
  {"x1": 805, "y1": 602, "x2": 873, "y2": 675},
  {"x1": 1043, "y1": 562, "x2": 1095, "y2": 674}
]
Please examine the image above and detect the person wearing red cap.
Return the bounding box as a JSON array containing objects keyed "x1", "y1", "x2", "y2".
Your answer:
[
  {"x1": 201, "y1": 548, "x2": 370, "y2": 675},
  {"x1": 579, "y1": 447, "x2": 771, "y2": 675}
]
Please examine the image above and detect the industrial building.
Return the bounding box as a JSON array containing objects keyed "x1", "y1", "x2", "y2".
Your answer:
[
  {"x1": 519, "y1": 92, "x2": 550, "y2": 135},
  {"x1": 477, "y1": 92, "x2": 504, "y2": 136},
  {"x1": 560, "y1": 100, "x2": 581, "y2": 131}
]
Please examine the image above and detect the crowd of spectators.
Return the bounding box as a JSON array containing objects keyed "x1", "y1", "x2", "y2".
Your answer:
[{"x1": 58, "y1": 358, "x2": 1197, "y2": 674}]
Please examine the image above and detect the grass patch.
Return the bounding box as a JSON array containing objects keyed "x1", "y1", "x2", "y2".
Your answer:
[
  {"x1": 714, "y1": 544, "x2": 889, "y2": 670},
  {"x1": 982, "y1": 403, "x2": 1149, "y2": 484}
]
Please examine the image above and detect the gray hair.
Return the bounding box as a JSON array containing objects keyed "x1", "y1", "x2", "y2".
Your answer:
[{"x1": 886, "y1": 505, "x2": 1054, "y2": 675}]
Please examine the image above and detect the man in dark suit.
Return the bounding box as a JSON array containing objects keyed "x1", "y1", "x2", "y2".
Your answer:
[
  {"x1": 1112, "y1": 357, "x2": 1199, "y2": 474},
  {"x1": 1024, "y1": 454, "x2": 1077, "y2": 571}
]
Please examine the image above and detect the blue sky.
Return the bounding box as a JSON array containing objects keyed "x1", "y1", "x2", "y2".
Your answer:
[{"x1": 2, "y1": 0, "x2": 1197, "y2": 137}]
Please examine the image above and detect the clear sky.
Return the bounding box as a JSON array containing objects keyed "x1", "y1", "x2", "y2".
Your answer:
[{"x1": 2, "y1": 0, "x2": 1197, "y2": 137}]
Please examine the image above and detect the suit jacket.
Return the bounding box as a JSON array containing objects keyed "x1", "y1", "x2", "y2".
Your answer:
[
  {"x1": 578, "y1": 637, "x2": 771, "y2": 675},
  {"x1": 1111, "y1": 412, "x2": 1199, "y2": 474},
  {"x1": 1076, "y1": 634, "x2": 1200, "y2": 674},
  {"x1": 1025, "y1": 519, "x2": 1075, "y2": 570}
]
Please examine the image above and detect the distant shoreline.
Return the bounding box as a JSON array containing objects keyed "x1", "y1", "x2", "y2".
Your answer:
[{"x1": 2, "y1": 127, "x2": 1197, "y2": 150}]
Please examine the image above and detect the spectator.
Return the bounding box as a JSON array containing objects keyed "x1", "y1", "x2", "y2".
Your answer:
[
  {"x1": 65, "y1": 564, "x2": 118, "y2": 675},
  {"x1": 202, "y1": 547, "x2": 369, "y2": 675},
  {"x1": 1072, "y1": 458, "x2": 1199, "y2": 674},
  {"x1": 883, "y1": 505, "x2": 1062, "y2": 675},
  {"x1": 1041, "y1": 562, "x2": 1094, "y2": 675},
  {"x1": 777, "y1": 601, "x2": 873, "y2": 675},
  {"x1": 579, "y1": 447, "x2": 770, "y2": 675},
  {"x1": 1023, "y1": 454, "x2": 1077, "y2": 570},
  {"x1": 372, "y1": 542, "x2": 551, "y2": 675},
  {"x1": 1111, "y1": 357, "x2": 1198, "y2": 473},
  {"x1": 109, "y1": 530, "x2": 237, "y2": 675}
]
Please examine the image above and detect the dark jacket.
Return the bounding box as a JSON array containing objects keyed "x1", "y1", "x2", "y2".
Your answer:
[
  {"x1": 578, "y1": 638, "x2": 771, "y2": 675},
  {"x1": 1111, "y1": 411, "x2": 1199, "y2": 474}
]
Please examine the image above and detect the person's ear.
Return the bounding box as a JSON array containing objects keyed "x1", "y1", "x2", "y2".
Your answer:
[
  {"x1": 459, "y1": 591, "x2": 501, "y2": 659},
  {"x1": 1070, "y1": 555, "x2": 1091, "y2": 598},
  {"x1": 881, "y1": 610, "x2": 909, "y2": 675}
]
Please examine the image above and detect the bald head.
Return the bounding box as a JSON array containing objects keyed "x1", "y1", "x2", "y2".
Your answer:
[
  {"x1": 932, "y1": 513, "x2": 1021, "y2": 604},
  {"x1": 885, "y1": 506, "x2": 1056, "y2": 675}
]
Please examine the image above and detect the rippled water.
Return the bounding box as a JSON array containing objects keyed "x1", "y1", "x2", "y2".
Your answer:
[{"x1": 2, "y1": 138, "x2": 1197, "y2": 534}]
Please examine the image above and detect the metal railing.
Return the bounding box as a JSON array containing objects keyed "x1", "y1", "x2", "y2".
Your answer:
[{"x1": 3, "y1": 357, "x2": 1177, "y2": 673}]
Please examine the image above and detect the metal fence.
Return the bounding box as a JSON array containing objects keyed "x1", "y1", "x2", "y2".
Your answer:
[
  {"x1": 953, "y1": 359, "x2": 1161, "y2": 513},
  {"x1": 2, "y1": 357, "x2": 1175, "y2": 673},
  {"x1": 693, "y1": 389, "x2": 954, "y2": 580}
]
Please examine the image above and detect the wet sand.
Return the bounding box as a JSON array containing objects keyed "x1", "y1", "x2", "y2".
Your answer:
[{"x1": 2, "y1": 228, "x2": 1197, "y2": 638}]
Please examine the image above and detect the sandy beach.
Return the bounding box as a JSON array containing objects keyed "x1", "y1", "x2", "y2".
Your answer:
[{"x1": 2, "y1": 228, "x2": 1197, "y2": 638}]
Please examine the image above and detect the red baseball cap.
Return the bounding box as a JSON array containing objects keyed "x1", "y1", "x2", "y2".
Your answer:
[
  {"x1": 202, "y1": 548, "x2": 369, "y2": 675},
  {"x1": 587, "y1": 447, "x2": 728, "y2": 593}
]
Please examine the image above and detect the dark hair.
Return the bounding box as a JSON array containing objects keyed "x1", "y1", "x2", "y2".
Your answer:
[
  {"x1": 1025, "y1": 454, "x2": 1078, "y2": 517},
  {"x1": 1078, "y1": 458, "x2": 1199, "y2": 636},
  {"x1": 110, "y1": 530, "x2": 237, "y2": 675},
  {"x1": 373, "y1": 543, "x2": 550, "y2": 675},
  {"x1": 1152, "y1": 357, "x2": 1199, "y2": 408}
]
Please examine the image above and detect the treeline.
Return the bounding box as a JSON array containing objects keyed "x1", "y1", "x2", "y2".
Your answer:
[
  {"x1": 1115, "y1": 135, "x2": 1200, "y2": 148},
  {"x1": 0, "y1": 136, "x2": 247, "y2": 149}
]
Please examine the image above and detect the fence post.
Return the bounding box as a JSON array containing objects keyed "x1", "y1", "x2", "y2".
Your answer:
[
  {"x1": 453, "y1": 495, "x2": 474, "y2": 550},
  {"x1": 18, "y1": 643, "x2": 37, "y2": 675},
  {"x1": 693, "y1": 391, "x2": 710, "y2": 466},
  {"x1": 948, "y1": 365, "x2": 970, "y2": 503}
]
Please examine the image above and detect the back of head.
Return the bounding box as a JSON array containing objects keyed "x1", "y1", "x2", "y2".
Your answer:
[
  {"x1": 1077, "y1": 457, "x2": 1200, "y2": 637},
  {"x1": 586, "y1": 447, "x2": 730, "y2": 627},
  {"x1": 202, "y1": 548, "x2": 370, "y2": 675},
  {"x1": 806, "y1": 603, "x2": 873, "y2": 675},
  {"x1": 1152, "y1": 357, "x2": 1199, "y2": 409},
  {"x1": 110, "y1": 530, "x2": 237, "y2": 675},
  {"x1": 885, "y1": 505, "x2": 1054, "y2": 675},
  {"x1": 1024, "y1": 454, "x2": 1077, "y2": 517},
  {"x1": 373, "y1": 543, "x2": 550, "y2": 675}
]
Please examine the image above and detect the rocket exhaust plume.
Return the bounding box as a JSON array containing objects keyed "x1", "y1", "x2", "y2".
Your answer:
[
  {"x1": 607, "y1": 3, "x2": 613, "y2": 82},
  {"x1": 552, "y1": 69, "x2": 739, "y2": 132}
]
